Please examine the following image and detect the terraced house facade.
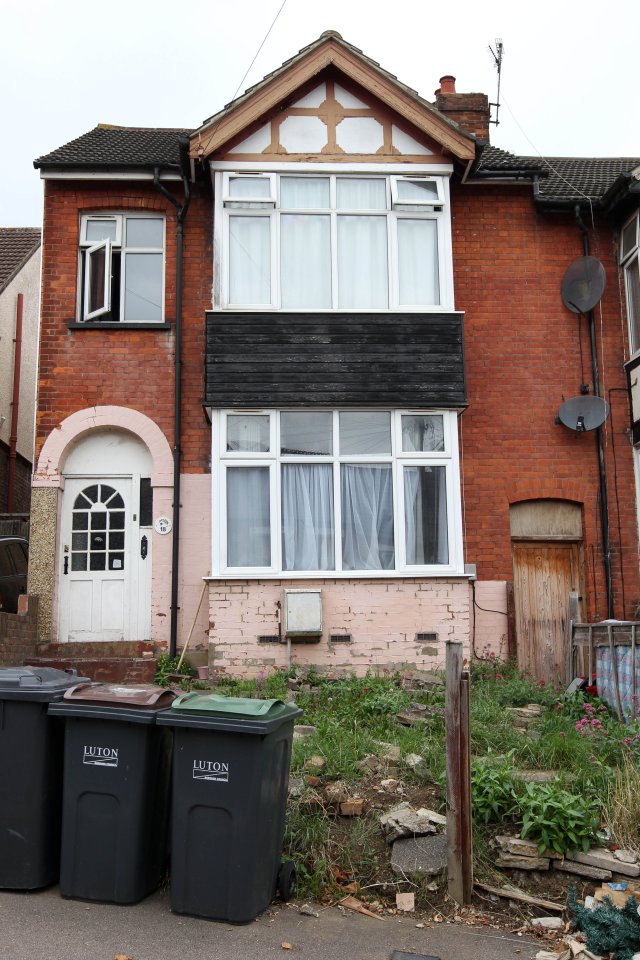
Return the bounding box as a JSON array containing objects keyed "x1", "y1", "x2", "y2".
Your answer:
[{"x1": 28, "y1": 32, "x2": 640, "y2": 682}]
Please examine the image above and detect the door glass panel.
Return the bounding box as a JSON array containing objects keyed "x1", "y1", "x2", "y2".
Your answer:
[
  {"x1": 91, "y1": 512, "x2": 107, "y2": 530},
  {"x1": 90, "y1": 554, "x2": 106, "y2": 571},
  {"x1": 71, "y1": 554, "x2": 87, "y2": 571},
  {"x1": 110, "y1": 511, "x2": 125, "y2": 529},
  {"x1": 70, "y1": 484, "x2": 126, "y2": 574},
  {"x1": 72, "y1": 533, "x2": 88, "y2": 551}
]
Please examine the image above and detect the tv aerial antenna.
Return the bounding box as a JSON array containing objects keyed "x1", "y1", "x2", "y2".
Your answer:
[{"x1": 488, "y1": 39, "x2": 503, "y2": 126}]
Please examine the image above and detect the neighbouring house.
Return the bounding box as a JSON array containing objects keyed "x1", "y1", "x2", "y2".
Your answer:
[
  {"x1": 0, "y1": 228, "x2": 40, "y2": 520},
  {"x1": 27, "y1": 31, "x2": 640, "y2": 683}
]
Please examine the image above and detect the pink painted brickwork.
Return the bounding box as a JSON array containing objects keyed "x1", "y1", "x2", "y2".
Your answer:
[{"x1": 208, "y1": 578, "x2": 470, "y2": 677}]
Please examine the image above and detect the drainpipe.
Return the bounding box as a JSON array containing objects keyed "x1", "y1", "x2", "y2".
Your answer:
[
  {"x1": 154, "y1": 140, "x2": 192, "y2": 658},
  {"x1": 7, "y1": 293, "x2": 23, "y2": 512},
  {"x1": 575, "y1": 205, "x2": 614, "y2": 619}
]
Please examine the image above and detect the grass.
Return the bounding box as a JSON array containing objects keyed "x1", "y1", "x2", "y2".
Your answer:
[{"x1": 210, "y1": 660, "x2": 640, "y2": 901}]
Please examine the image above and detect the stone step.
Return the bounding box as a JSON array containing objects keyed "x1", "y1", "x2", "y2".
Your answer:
[
  {"x1": 26, "y1": 656, "x2": 157, "y2": 684},
  {"x1": 35, "y1": 641, "x2": 155, "y2": 658}
]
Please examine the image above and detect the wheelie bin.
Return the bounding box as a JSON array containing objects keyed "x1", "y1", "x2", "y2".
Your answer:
[
  {"x1": 48, "y1": 682, "x2": 176, "y2": 904},
  {"x1": 0, "y1": 666, "x2": 89, "y2": 889},
  {"x1": 157, "y1": 693, "x2": 302, "y2": 923}
]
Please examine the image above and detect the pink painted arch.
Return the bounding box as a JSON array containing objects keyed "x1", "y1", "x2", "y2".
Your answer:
[{"x1": 34, "y1": 406, "x2": 173, "y2": 488}]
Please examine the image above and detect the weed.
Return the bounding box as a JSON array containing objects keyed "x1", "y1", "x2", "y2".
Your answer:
[
  {"x1": 154, "y1": 653, "x2": 194, "y2": 687},
  {"x1": 605, "y1": 759, "x2": 640, "y2": 858},
  {"x1": 519, "y1": 781, "x2": 599, "y2": 856},
  {"x1": 471, "y1": 752, "x2": 518, "y2": 824}
]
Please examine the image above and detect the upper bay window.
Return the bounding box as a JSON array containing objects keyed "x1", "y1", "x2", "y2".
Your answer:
[
  {"x1": 79, "y1": 214, "x2": 165, "y2": 323},
  {"x1": 621, "y1": 212, "x2": 640, "y2": 354},
  {"x1": 215, "y1": 171, "x2": 452, "y2": 311},
  {"x1": 211, "y1": 408, "x2": 463, "y2": 577}
]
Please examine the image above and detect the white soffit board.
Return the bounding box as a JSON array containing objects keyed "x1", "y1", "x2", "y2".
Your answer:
[
  {"x1": 392, "y1": 125, "x2": 432, "y2": 156},
  {"x1": 279, "y1": 115, "x2": 327, "y2": 153},
  {"x1": 292, "y1": 83, "x2": 326, "y2": 108},
  {"x1": 334, "y1": 83, "x2": 367, "y2": 109},
  {"x1": 228, "y1": 123, "x2": 272, "y2": 154},
  {"x1": 336, "y1": 117, "x2": 384, "y2": 154}
]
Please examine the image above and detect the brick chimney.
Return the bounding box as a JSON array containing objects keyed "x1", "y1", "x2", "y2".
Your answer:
[{"x1": 434, "y1": 75, "x2": 490, "y2": 142}]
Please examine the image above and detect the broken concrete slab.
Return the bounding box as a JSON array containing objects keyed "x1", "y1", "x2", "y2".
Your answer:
[
  {"x1": 554, "y1": 860, "x2": 612, "y2": 881},
  {"x1": 356, "y1": 754, "x2": 380, "y2": 773},
  {"x1": 396, "y1": 710, "x2": 429, "y2": 727},
  {"x1": 395, "y1": 892, "x2": 415, "y2": 912},
  {"x1": 323, "y1": 781, "x2": 350, "y2": 805},
  {"x1": 496, "y1": 853, "x2": 550, "y2": 870},
  {"x1": 572, "y1": 848, "x2": 639, "y2": 877},
  {"x1": 513, "y1": 769, "x2": 559, "y2": 784},
  {"x1": 614, "y1": 849, "x2": 639, "y2": 865},
  {"x1": 404, "y1": 753, "x2": 425, "y2": 772},
  {"x1": 495, "y1": 836, "x2": 563, "y2": 859},
  {"x1": 379, "y1": 803, "x2": 438, "y2": 843},
  {"x1": 375, "y1": 741, "x2": 401, "y2": 763},
  {"x1": 391, "y1": 834, "x2": 448, "y2": 878},
  {"x1": 529, "y1": 917, "x2": 564, "y2": 931},
  {"x1": 416, "y1": 808, "x2": 447, "y2": 828},
  {"x1": 293, "y1": 724, "x2": 317, "y2": 740}
]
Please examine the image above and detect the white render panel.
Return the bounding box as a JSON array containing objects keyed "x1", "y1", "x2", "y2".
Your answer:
[
  {"x1": 63, "y1": 429, "x2": 153, "y2": 475},
  {"x1": 279, "y1": 116, "x2": 328, "y2": 153},
  {"x1": 292, "y1": 84, "x2": 326, "y2": 108},
  {"x1": 336, "y1": 117, "x2": 384, "y2": 154},
  {"x1": 334, "y1": 84, "x2": 367, "y2": 108},
  {"x1": 101, "y1": 580, "x2": 125, "y2": 630},
  {"x1": 285, "y1": 589, "x2": 323, "y2": 635},
  {"x1": 228, "y1": 123, "x2": 272, "y2": 154},
  {"x1": 392, "y1": 125, "x2": 432, "y2": 155}
]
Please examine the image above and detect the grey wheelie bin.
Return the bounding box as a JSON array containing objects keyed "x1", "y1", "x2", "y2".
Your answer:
[
  {"x1": 157, "y1": 693, "x2": 302, "y2": 923},
  {"x1": 48, "y1": 682, "x2": 176, "y2": 904},
  {"x1": 0, "y1": 666, "x2": 89, "y2": 890}
]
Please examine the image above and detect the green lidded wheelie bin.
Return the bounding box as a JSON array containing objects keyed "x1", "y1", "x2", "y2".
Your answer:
[
  {"x1": 157, "y1": 693, "x2": 302, "y2": 923},
  {"x1": 0, "y1": 666, "x2": 89, "y2": 890},
  {"x1": 48, "y1": 682, "x2": 176, "y2": 904}
]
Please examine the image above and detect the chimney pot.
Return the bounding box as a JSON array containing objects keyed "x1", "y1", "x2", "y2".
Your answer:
[{"x1": 438, "y1": 75, "x2": 456, "y2": 95}]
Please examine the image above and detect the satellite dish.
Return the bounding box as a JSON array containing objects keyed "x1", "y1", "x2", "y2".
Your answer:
[
  {"x1": 558, "y1": 395, "x2": 609, "y2": 432},
  {"x1": 561, "y1": 256, "x2": 606, "y2": 314}
]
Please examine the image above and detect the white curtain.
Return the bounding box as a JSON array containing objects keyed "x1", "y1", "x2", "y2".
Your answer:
[
  {"x1": 404, "y1": 466, "x2": 448, "y2": 565},
  {"x1": 281, "y1": 177, "x2": 330, "y2": 208},
  {"x1": 341, "y1": 464, "x2": 394, "y2": 570},
  {"x1": 397, "y1": 219, "x2": 439, "y2": 306},
  {"x1": 229, "y1": 216, "x2": 270, "y2": 304},
  {"x1": 281, "y1": 215, "x2": 331, "y2": 308},
  {"x1": 282, "y1": 465, "x2": 334, "y2": 570},
  {"x1": 337, "y1": 216, "x2": 388, "y2": 308},
  {"x1": 227, "y1": 467, "x2": 270, "y2": 567},
  {"x1": 337, "y1": 178, "x2": 386, "y2": 210}
]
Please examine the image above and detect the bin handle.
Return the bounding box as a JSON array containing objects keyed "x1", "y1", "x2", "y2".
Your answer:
[{"x1": 171, "y1": 691, "x2": 199, "y2": 708}]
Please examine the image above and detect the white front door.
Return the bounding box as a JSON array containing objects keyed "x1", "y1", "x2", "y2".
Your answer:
[{"x1": 59, "y1": 478, "x2": 137, "y2": 642}]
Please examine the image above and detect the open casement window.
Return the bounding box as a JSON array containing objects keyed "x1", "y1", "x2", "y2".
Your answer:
[
  {"x1": 216, "y1": 170, "x2": 452, "y2": 311},
  {"x1": 79, "y1": 214, "x2": 165, "y2": 323},
  {"x1": 84, "y1": 239, "x2": 112, "y2": 320},
  {"x1": 211, "y1": 409, "x2": 463, "y2": 577},
  {"x1": 621, "y1": 212, "x2": 640, "y2": 354}
]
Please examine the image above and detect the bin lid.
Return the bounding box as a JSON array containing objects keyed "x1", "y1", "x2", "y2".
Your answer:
[
  {"x1": 61, "y1": 682, "x2": 177, "y2": 709},
  {"x1": 157, "y1": 692, "x2": 302, "y2": 734},
  {"x1": 0, "y1": 666, "x2": 90, "y2": 701}
]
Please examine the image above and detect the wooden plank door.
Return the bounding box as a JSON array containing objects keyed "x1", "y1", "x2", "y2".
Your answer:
[{"x1": 512, "y1": 541, "x2": 582, "y2": 685}]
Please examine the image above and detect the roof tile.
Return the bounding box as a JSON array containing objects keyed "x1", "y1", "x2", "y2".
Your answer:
[{"x1": 0, "y1": 228, "x2": 41, "y2": 293}]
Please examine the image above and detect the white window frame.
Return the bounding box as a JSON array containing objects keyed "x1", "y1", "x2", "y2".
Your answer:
[
  {"x1": 211, "y1": 408, "x2": 464, "y2": 578},
  {"x1": 84, "y1": 238, "x2": 112, "y2": 320},
  {"x1": 621, "y1": 211, "x2": 640, "y2": 355},
  {"x1": 212, "y1": 163, "x2": 455, "y2": 312},
  {"x1": 78, "y1": 213, "x2": 166, "y2": 323}
]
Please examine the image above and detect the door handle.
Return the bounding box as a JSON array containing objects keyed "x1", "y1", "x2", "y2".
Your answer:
[
  {"x1": 63, "y1": 556, "x2": 69, "y2": 575},
  {"x1": 141, "y1": 535, "x2": 148, "y2": 560}
]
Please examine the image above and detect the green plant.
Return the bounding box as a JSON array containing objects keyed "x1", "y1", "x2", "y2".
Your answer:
[
  {"x1": 471, "y1": 752, "x2": 519, "y2": 824},
  {"x1": 154, "y1": 653, "x2": 194, "y2": 687},
  {"x1": 519, "y1": 781, "x2": 599, "y2": 856}
]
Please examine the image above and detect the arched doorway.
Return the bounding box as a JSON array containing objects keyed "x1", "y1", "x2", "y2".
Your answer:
[
  {"x1": 58, "y1": 430, "x2": 153, "y2": 642},
  {"x1": 510, "y1": 500, "x2": 584, "y2": 684}
]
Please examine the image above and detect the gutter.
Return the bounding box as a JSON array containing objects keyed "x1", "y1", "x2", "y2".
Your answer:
[
  {"x1": 153, "y1": 138, "x2": 192, "y2": 659},
  {"x1": 7, "y1": 293, "x2": 23, "y2": 512}
]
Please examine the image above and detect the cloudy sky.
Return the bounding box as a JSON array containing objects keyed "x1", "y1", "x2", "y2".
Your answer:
[{"x1": 2, "y1": 0, "x2": 638, "y2": 227}]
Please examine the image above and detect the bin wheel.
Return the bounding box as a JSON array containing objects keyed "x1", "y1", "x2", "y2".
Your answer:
[{"x1": 278, "y1": 861, "x2": 296, "y2": 901}]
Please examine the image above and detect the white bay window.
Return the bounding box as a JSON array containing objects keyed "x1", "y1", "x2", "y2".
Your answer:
[
  {"x1": 215, "y1": 169, "x2": 451, "y2": 311},
  {"x1": 212, "y1": 409, "x2": 462, "y2": 576}
]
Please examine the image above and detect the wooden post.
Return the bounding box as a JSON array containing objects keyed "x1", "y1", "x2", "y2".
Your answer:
[
  {"x1": 446, "y1": 640, "x2": 466, "y2": 904},
  {"x1": 566, "y1": 592, "x2": 580, "y2": 683},
  {"x1": 459, "y1": 670, "x2": 473, "y2": 903}
]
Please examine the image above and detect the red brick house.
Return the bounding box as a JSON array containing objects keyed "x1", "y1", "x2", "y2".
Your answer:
[{"x1": 27, "y1": 32, "x2": 640, "y2": 682}]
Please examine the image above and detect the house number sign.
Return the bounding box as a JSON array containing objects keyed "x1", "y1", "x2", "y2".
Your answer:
[{"x1": 154, "y1": 517, "x2": 172, "y2": 535}]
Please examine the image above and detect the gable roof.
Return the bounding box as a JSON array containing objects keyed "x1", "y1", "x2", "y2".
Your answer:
[
  {"x1": 0, "y1": 228, "x2": 41, "y2": 294},
  {"x1": 34, "y1": 125, "x2": 193, "y2": 170},
  {"x1": 190, "y1": 31, "x2": 476, "y2": 162}
]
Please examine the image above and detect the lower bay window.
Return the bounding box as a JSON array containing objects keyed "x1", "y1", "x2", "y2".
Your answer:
[{"x1": 212, "y1": 409, "x2": 462, "y2": 576}]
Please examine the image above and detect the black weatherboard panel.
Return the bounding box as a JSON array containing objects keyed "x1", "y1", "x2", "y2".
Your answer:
[{"x1": 205, "y1": 312, "x2": 466, "y2": 408}]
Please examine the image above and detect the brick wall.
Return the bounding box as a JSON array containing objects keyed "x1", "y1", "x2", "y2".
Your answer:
[
  {"x1": 452, "y1": 185, "x2": 640, "y2": 621},
  {"x1": 36, "y1": 179, "x2": 213, "y2": 472},
  {"x1": 0, "y1": 442, "x2": 31, "y2": 513},
  {"x1": 0, "y1": 594, "x2": 39, "y2": 665}
]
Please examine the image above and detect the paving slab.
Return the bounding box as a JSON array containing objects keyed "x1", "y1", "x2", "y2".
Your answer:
[{"x1": 0, "y1": 886, "x2": 539, "y2": 960}]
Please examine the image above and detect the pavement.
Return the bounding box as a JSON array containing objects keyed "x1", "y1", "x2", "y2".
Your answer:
[{"x1": 0, "y1": 887, "x2": 541, "y2": 960}]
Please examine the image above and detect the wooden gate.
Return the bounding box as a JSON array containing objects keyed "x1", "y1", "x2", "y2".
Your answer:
[{"x1": 512, "y1": 541, "x2": 582, "y2": 685}]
